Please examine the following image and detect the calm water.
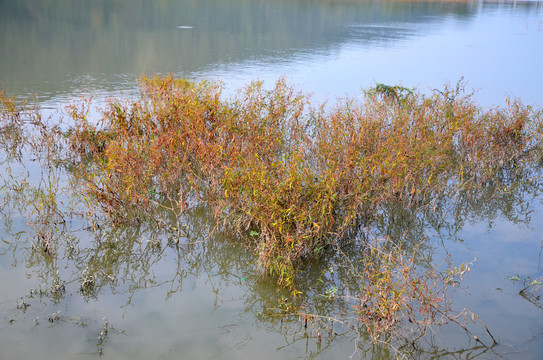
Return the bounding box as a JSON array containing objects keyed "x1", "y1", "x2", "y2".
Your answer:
[{"x1": 1, "y1": 0, "x2": 543, "y2": 359}]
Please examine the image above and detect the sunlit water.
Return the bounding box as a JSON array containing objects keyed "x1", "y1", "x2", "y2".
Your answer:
[{"x1": 1, "y1": 1, "x2": 543, "y2": 359}]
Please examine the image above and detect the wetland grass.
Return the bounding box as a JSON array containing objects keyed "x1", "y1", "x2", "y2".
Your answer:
[
  {"x1": 1, "y1": 76, "x2": 542, "y2": 349},
  {"x1": 63, "y1": 76, "x2": 542, "y2": 285}
]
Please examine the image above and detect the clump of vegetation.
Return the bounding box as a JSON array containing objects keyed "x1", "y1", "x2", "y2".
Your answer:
[
  {"x1": 62, "y1": 76, "x2": 542, "y2": 287},
  {"x1": 1, "y1": 76, "x2": 542, "y2": 347},
  {"x1": 347, "y1": 237, "x2": 493, "y2": 346}
]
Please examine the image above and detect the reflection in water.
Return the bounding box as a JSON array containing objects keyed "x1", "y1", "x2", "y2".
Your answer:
[
  {"x1": 1, "y1": 0, "x2": 541, "y2": 107},
  {"x1": 0, "y1": 0, "x2": 478, "y2": 99}
]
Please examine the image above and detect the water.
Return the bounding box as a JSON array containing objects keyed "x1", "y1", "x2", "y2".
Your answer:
[
  {"x1": 1, "y1": 0, "x2": 543, "y2": 359},
  {"x1": 2, "y1": 0, "x2": 542, "y2": 105}
]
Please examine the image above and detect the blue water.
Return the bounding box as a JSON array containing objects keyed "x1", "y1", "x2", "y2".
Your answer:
[{"x1": 1, "y1": 1, "x2": 543, "y2": 359}]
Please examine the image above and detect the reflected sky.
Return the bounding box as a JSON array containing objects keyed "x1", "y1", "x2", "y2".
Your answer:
[{"x1": 2, "y1": 0, "x2": 541, "y2": 106}]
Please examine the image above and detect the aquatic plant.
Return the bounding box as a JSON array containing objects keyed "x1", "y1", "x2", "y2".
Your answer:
[
  {"x1": 1, "y1": 77, "x2": 542, "y2": 350},
  {"x1": 62, "y1": 76, "x2": 542, "y2": 287}
]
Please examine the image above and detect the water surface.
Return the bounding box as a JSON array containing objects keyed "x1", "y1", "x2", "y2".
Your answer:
[{"x1": 1, "y1": 0, "x2": 543, "y2": 359}]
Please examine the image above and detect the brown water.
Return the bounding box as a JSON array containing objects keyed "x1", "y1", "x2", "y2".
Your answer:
[{"x1": 1, "y1": 0, "x2": 543, "y2": 359}]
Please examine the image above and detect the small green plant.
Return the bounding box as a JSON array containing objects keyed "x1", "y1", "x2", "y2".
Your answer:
[
  {"x1": 50, "y1": 271, "x2": 66, "y2": 297},
  {"x1": 80, "y1": 266, "x2": 97, "y2": 294}
]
